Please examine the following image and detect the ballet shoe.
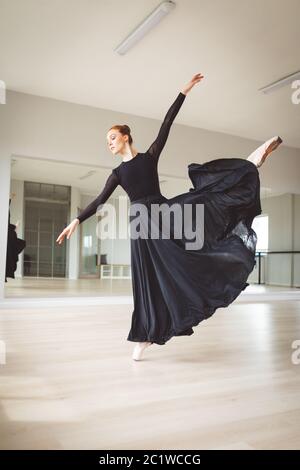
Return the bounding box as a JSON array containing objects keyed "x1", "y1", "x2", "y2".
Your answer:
[
  {"x1": 132, "y1": 341, "x2": 153, "y2": 361},
  {"x1": 247, "y1": 136, "x2": 283, "y2": 168}
]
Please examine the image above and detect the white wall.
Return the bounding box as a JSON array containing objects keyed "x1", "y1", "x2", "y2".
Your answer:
[{"x1": 2, "y1": 89, "x2": 300, "y2": 188}]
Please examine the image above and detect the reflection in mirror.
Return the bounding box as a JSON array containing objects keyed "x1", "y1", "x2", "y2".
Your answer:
[{"x1": 5, "y1": 155, "x2": 191, "y2": 299}]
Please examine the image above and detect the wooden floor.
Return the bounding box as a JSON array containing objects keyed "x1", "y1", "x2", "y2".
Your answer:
[
  {"x1": 4, "y1": 277, "x2": 134, "y2": 298},
  {"x1": 5, "y1": 276, "x2": 300, "y2": 298},
  {"x1": 0, "y1": 295, "x2": 300, "y2": 450}
]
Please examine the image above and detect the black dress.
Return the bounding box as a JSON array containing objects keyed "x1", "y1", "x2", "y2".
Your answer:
[
  {"x1": 77, "y1": 92, "x2": 261, "y2": 345},
  {"x1": 5, "y1": 199, "x2": 26, "y2": 282}
]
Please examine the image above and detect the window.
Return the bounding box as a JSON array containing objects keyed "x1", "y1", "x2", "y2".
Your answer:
[{"x1": 252, "y1": 214, "x2": 269, "y2": 251}]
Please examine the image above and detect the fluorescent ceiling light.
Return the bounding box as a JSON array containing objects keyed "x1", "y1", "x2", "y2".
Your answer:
[
  {"x1": 259, "y1": 70, "x2": 300, "y2": 94},
  {"x1": 79, "y1": 170, "x2": 97, "y2": 180},
  {"x1": 114, "y1": 1, "x2": 176, "y2": 55}
]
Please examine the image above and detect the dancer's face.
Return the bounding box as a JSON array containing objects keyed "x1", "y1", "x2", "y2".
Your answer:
[{"x1": 106, "y1": 129, "x2": 128, "y2": 155}]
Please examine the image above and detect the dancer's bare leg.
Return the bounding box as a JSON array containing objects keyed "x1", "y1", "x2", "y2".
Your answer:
[
  {"x1": 132, "y1": 341, "x2": 153, "y2": 361},
  {"x1": 246, "y1": 136, "x2": 283, "y2": 168}
]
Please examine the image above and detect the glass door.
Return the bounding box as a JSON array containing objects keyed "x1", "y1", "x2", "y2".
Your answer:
[{"x1": 24, "y1": 182, "x2": 70, "y2": 277}]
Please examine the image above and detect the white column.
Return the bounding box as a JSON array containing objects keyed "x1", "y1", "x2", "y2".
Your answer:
[
  {"x1": 68, "y1": 186, "x2": 81, "y2": 279},
  {"x1": 0, "y1": 154, "x2": 11, "y2": 299},
  {"x1": 9, "y1": 179, "x2": 25, "y2": 278}
]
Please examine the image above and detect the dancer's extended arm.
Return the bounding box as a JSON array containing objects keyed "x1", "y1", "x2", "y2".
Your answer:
[
  {"x1": 146, "y1": 73, "x2": 204, "y2": 163},
  {"x1": 77, "y1": 170, "x2": 119, "y2": 224},
  {"x1": 56, "y1": 169, "x2": 119, "y2": 245},
  {"x1": 146, "y1": 92, "x2": 186, "y2": 163}
]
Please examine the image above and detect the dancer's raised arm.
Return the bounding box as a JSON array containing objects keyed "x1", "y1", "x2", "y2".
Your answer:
[{"x1": 147, "y1": 73, "x2": 204, "y2": 163}]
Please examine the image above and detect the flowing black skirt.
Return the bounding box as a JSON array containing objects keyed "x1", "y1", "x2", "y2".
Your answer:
[
  {"x1": 127, "y1": 158, "x2": 261, "y2": 345},
  {"x1": 5, "y1": 224, "x2": 26, "y2": 282}
]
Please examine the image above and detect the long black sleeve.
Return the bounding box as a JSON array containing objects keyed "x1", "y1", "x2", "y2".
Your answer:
[
  {"x1": 147, "y1": 92, "x2": 186, "y2": 163},
  {"x1": 77, "y1": 170, "x2": 119, "y2": 224}
]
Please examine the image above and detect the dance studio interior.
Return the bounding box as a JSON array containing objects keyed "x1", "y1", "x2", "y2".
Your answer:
[{"x1": 0, "y1": 0, "x2": 300, "y2": 455}]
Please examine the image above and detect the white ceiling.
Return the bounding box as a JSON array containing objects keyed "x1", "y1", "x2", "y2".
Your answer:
[{"x1": 1, "y1": 0, "x2": 300, "y2": 148}]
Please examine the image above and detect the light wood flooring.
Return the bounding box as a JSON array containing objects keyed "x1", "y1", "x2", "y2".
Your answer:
[{"x1": 0, "y1": 295, "x2": 300, "y2": 450}]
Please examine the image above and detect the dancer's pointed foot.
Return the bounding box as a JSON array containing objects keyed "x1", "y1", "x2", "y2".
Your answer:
[
  {"x1": 247, "y1": 136, "x2": 283, "y2": 168},
  {"x1": 132, "y1": 341, "x2": 153, "y2": 361}
]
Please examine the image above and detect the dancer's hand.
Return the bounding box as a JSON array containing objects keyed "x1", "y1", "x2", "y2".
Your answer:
[
  {"x1": 56, "y1": 218, "x2": 79, "y2": 245},
  {"x1": 181, "y1": 73, "x2": 204, "y2": 95}
]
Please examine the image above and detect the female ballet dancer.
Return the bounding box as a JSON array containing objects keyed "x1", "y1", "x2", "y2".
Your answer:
[{"x1": 56, "y1": 73, "x2": 282, "y2": 361}]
